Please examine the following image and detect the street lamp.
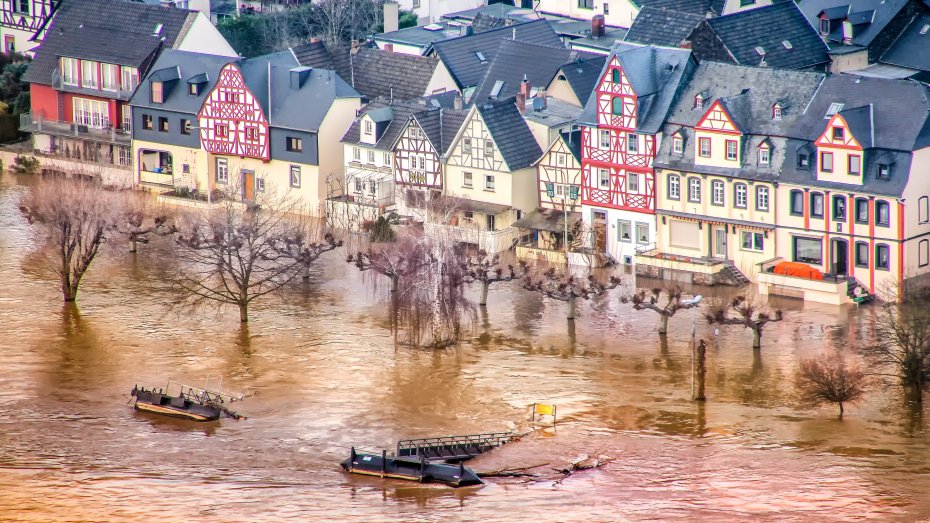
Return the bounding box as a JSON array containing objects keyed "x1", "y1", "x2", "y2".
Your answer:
[{"x1": 681, "y1": 294, "x2": 703, "y2": 400}]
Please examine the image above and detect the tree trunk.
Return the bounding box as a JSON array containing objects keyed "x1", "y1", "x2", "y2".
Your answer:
[
  {"x1": 838, "y1": 402, "x2": 844, "y2": 418},
  {"x1": 479, "y1": 281, "x2": 489, "y2": 307},
  {"x1": 303, "y1": 263, "x2": 311, "y2": 280},
  {"x1": 695, "y1": 339, "x2": 707, "y2": 401},
  {"x1": 239, "y1": 302, "x2": 249, "y2": 323},
  {"x1": 658, "y1": 313, "x2": 669, "y2": 335},
  {"x1": 752, "y1": 327, "x2": 761, "y2": 349},
  {"x1": 567, "y1": 294, "x2": 576, "y2": 320},
  {"x1": 390, "y1": 274, "x2": 398, "y2": 293},
  {"x1": 129, "y1": 237, "x2": 138, "y2": 253}
]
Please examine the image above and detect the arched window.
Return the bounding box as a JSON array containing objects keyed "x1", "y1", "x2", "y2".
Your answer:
[
  {"x1": 611, "y1": 69, "x2": 620, "y2": 83},
  {"x1": 875, "y1": 200, "x2": 890, "y2": 226},
  {"x1": 920, "y1": 196, "x2": 929, "y2": 223},
  {"x1": 875, "y1": 244, "x2": 890, "y2": 270},
  {"x1": 832, "y1": 195, "x2": 846, "y2": 220},
  {"x1": 612, "y1": 97, "x2": 623, "y2": 115},
  {"x1": 789, "y1": 190, "x2": 804, "y2": 215}
]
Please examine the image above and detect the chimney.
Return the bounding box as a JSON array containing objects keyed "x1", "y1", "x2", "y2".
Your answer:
[
  {"x1": 453, "y1": 93, "x2": 463, "y2": 110},
  {"x1": 519, "y1": 74, "x2": 531, "y2": 102},
  {"x1": 383, "y1": 1, "x2": 399, "y2": 33},
  {"x1": 516, "y1": 93, "x2": 526, "y2": 115},
  {"x1": 592, "y1": 14, "x2": 605, "y2": 38},
  {"x1": 289, "y1": 66, "x2": 312, "y2": 89},
  {"x1": 538, "y1": 89, "x2": 548, "y2": 110}
]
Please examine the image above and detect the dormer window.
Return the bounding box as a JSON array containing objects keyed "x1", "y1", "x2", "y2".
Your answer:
[
  {"x1": 151, "y1": 81, "x2": 164, "y2": 104},
  {"x1": 798, "y1": 153, "x2": 810, "y2": 170},
  {"x1": 364, "y1": 120, "x2": 373, "y2": 135},
  {"x1": 758, "y1": 144, "x2": 770, "y2": 165},
  {"x1": 832, "y1": 126, "x2": 844, "y2": 141},
  {"x1": 672, "y1": 135, "x2": 683, "y2": 154},
  {"x1": 878, "y1": 163, "x2": 891, "y2": 179},
  {"x1": 694, "y1": 93, "x2": 704, "y2": 110},
  {"x1": 819, "y1": 18, "x2": 830, "y2": 35},
  {"x1": 189, "y1": 83, "x2": 199, "y2": 95},
  {"x1": 772, "y1": 104, "x2": 782, "y2": 120},
  {"x1": 825, "y1": 103, "x2": 844, "y2": 119}
]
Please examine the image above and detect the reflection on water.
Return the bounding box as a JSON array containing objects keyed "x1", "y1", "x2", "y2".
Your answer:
[{"x1": 2, "y1": 174, "x2": 930, "y2": 521}]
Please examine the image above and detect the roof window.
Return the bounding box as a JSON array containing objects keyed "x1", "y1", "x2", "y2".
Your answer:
[
  {"x1": 423, "y1": 23, "x2": 443, "y2": 31},
  {"x1": 825, "y1": 102, "x2": 844, "y2": 119},
  {"x1": 153, "y1": 23, "x2": 163, "y2": 37},
  {"x1": 921, "y1": 24, "x2": 930, "y2": 35},
  {"x1": 782, "y1": 40, "x2": 793, "y2": 49},
  {"x1": 475, "y1": 51, "x2": 487, "y2": 64}
]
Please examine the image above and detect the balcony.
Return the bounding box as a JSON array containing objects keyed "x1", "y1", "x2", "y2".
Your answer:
[
  {"x1": 755, "y1": 258, "x2": 850, "y2": 305},
  {"x1": 424, "y1": 222, "x2": 518, "y2": 253},
  {"x1": 635, "y1": 247, "x2": 728, "y2": 281},
  {"x1": 20, "y1": 113, "x2": 131, "y2": 146},
  {"x1": 51, "y1": 68, "x2": 137, "y2": 101}
]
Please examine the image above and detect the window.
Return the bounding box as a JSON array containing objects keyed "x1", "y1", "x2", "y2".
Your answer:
[
  {"x1": 485, "y1": 174, "x2": 495, "y2": 191},
  {"x1": 122, "y1": 106, "x2": 131, "y2": 131},
  {"x1": 384, "y1": 152, "x2": 391, "y2": 165},
  {"x1": 101, "y1": 63, "x2": 117, "y2": 91},
  {"x1": 604, "y1": 2, "x2": 610, "y2": 14},
  {"x1": 618, "y1": 220, "x2": 631, "y2": 242},
  {"x1": 369, "y1": 181, "x2": 377, "y2": 196},
  {"x1": 72, "y1": 98, "x2": 109, "y2": 129},
  {"x1": 352, "y1": 147, "x2": 360, "y2": 161},
  {"x1": 182, "y1": 164, "x2": 190, "y2": 174},
  {"x1": 556, "y1": 152, "x2": 566, "y2": 166},
  {"x1": 600, "y1": 129, "x2": 610, "y2": 148},
  {"x1": 740, "y1": 0, "x2": 756, "y2": 6},
  {"x1": 742, "y1": 231, "x2": 764, "y2": 252},
  {"x1": 798, "y1": 153, "x2": 810, "y2": 170},
  {"x1": 673, "y1": 136, "x2": 683, "y2": 154},
  {"x1": 820, "y1": 18, "x2": 830, "y2": 35},
  {"x1": 413, "y1": 0, "x2": 420, "y2": 6},
  {"x1": 790, "y1": 190, "x2": 804, "y2": 216},
  {"x1": 810, "y1": 192, "x2": 824, "y2": 218},
  {"x1": 758, "y1": 146, "x2": 770, "y2": 165},
  {"x1": 772, "y1": 105, "x2": 782, "y2": 120},
  {"x1": 688, "y1": 178, "x2": 700, "y2": 202},
  {"x1": 628, "y1": 173, "x2": 639, "y2": 193},
  {"x1": 181, "y1": 119, "x2": 191, "y2": 135},
  {"x1": 756, "y1": 186, "x2": 769, "y2": 211},
  {"x1": 485, "y1": 140, "x2": 494, "y2": 159},
  {"x1": 627, "y1": 133, "x2": 638, "y2": 153},
  {"x1": 611, "y1": 69, "x2": 620, "y2": 83},
  {"x1": 612, "y1": 97, "x2": 622, "y2": 115},
  {"x1": 876, "y1": 200, "x2": 890, "y2": 226},
  {"x1": 920, "y1": 240, "x2": 929, "y2": 267},
  {"x1": 287, "y1": 165, "x2": 300, "y2": 188},
  {"x1": 833, "y1": 195, "x2": 846, "y2": 220},
  {"x1": 668, "y1": 174, "x2": 680, "y2": 200},
  {"x1": 636, "y1": 223, "x2": 649, "y2": 244},
  {"x1": 876, "y1": 244, "x2": 890, "y2": 270},
  {"x1": 569, "y1": 185, "x2": 579, "y2": 200},
  {"x1": 364, "y1": 120, "x2": 372, "y2": 135},
  {"x1": 855, "y1": 242, "x2": 869, "y2": 267},
  {"x1": 121, "y1": 67, "x2": 139, "y2": 92},
  {"x1": 920, "y1": 196, "x2": 929, "y2": 223},
  {"x1": 463, "y1": 138, "x2": 472, "y2": 155},
  {"x1": 699, "y1": 137, "x2": 711, "y2": 157},
  {"x1": 725, "y1": 140, "x2": 738, "y2": 161},
  {"x1": 354, "y1": 178, "x2": 362, "y2": 193},
  {"x1": 820, "y1": 151, "x2": 833, "y2": 172},
  {"x1": 158, "y1": 117, "x2": 168, "y2": 132},
  {"x1": 599, "y1": 168, "x2": 609, "y2": 189},
  {"x1": 578, "y1": 0, "x2": 593, "y2": 9},
  {"x1": 215, "y1": 123, "x2": 228, "y2": 138},
  {"x1": 832, "y1": 127, "x2": 844, "y2": 141},
  {"x1": 256, "y1": 178, "x2": 265, "y2": 192},
  {"x1": 61, "y1": 58, "x2": 78, "y2": 86},
  {"x1": 855, "y1": 198, "x2": 869, "y2": 224},
  {"x1": 189, "y1": 83, "x2": 199, "y2": 96},
  {"x1": 793, "y1": 237, "x2": 822, "y2": 264},
  {"x1": 694, "y1": 94, "x2": 704, "y2": 110},
  {"x1": 463, "y1": 172, "x2": 473, "y2": 187},
  {"x1": 545, "y1": 182, "x2": 555, "y2": 197},
  {"x1": 367, "y1": 150, "x2": 375, "y2": 163},
  {"x1": 286, "y1": 137, "x2": 302, "y2": 152},
  {"x1": 712, "y1": 180, "x2": 724, "y2": 205},
  {"x1": 216, "y1": 158, "x2": 228, "y2": 184},
  {"x1": 81, "y1": 60, "x2": 98, "y2": 89},
  {"x1": 848, "y1": 154, "x2": 862, "y2": 176},
  {"x1": 670, "y1": 220, "x2": 700, "y2": 249},
  {"x1": 117, "y1": 146, "x2": 131, "y2": 166},
  {"x1": 878, "y1": 163, "x2": 891, "y2": 179},
  {"x1": 142, "y1": 114, "x2": 153, "y2": 130},
  {"x1": 418, "y1": 156, "x2": 425, "y2": 169},
  {"x1": 13, "y1": 0, "x2": 28, "y2": 13},
  {"x1": 244, "y1": 127, "x2": 258, "y2": 141},
  {"x1": 735, "y1": 183, "x2": 747, "y2": 209},
  {"x1": 151, "y1": 81, "x2": 163, "y2": 104}
]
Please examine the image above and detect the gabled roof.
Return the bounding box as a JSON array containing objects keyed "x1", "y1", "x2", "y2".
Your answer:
[
  {"x1": 838, "y1": 104, "x2": 875, "y2": 148},
  {"x1": 550, "y1": 56, "x2": 608, "y2": 105},
  {"x1": 880, "y1": 13, "x2": 930, "y2": 73},
  {"x1": 471, "y1": 39, "x2": 597, "y2": 104},
  {"x1": 130, "y1": 49, "x2": 235, "y2": 113},
  {"x1": 471, "y1": 12, "x2": 508, "y2": 33},
  {"x1": 24, "y1": 0, "x2": 193, "y2": 85},
  {"x1": 716, "y1": 91, "x2": 752, "y2": 133},
  {"x1": 412, "y1": 107, "x2": 469, "y2": 155},
  {"x1": 290, "y1": 40, "x2": 335, "y2": 70},
  {"x1": 342, "y1": 100, "x2": 465, "y2": 153},
  {"x1": 643, "y1": 0, "x2": 726, "y2": 16},
  {"x1": 429, "y1": 19, "x2": 563, "y2": 90},
  {"x1": 341, "y1": 100, "x2": 420, "y2": 150},
  {"x1": 624, "y1": 6, "x2": 705, "y2": 47},
  {"x1": 475, "y1": 97, "x2": 542, "y2": 170},
  {"x1": 705, "y1": 2, "x2": 830, "y2": 70},
  {"x1": 579, "y1": 43, "x2": 695, "y2": 134},
  {"x1": 799, "y1": 0, "x2": 911, "y2": 47}
]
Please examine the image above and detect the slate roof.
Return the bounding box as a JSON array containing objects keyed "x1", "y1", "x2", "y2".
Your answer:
[
  {"x1": 471, "y1": 40, "x2": 597, "y2": 104},
  {"x1": 475, "y1": 97, "x2": 543, "y2": 170},
  {"x1": 471, "y1": 12, "x2": 508, "y2": 33},
  {"x1": 429, "y1": 19, "x2": 564, "y2": 90},
  {"x1": 550, "y1": 56, "x2": 607, "y2": 105},
  {"x1": 579, "y1": 43, "x2": 695, "y2": 135},
  {"x1": 624, "y1": 6, "x2": 705, "y2": 47},
  {"x1": 341, "y1": 100, "x2": 466, "y2": 154},
  {"x1": 441, "y1": 3, "x2": 522, "y2": 23},
  {"x1": 375, "y1": 22, "x2": 468, "y2": 50},
  {"x1": 798, "y1": 0, "x2": 911, "y2": 47},
  {"x1": 568, "y1": 27, "x2": 630, "y2": 52},
  {"x1": 24, "y1": 0, "x2": 193, "y2": 85},
  {"x1": 290, "y1": 41, "x2": 335, "y2": 70},
  {"x1": 880, "y1": 13, "x2": 930, "y2": 72},
  {"x1": 705, "y1": 2, "x2": 830, "y2": 70},
  {"x1": 642, "y1": 0, "x2": 726, "y2": 16},
  {"x1": 130, "y1": 49, "x2": 236, "y2": 113},
  {"x1": 413, "y1": 107, "x2": 469, "y2": 155}
]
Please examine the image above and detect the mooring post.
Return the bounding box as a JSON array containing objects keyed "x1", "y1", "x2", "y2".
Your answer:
[
  {"x1": 381, "y1": 449, "x2": 387, "y2": 478},
  {"x1": 350, "y1": 446, "x2": 356, "y2": 464},
  {"x1": 419, "y1": 454, "x2": 426, "y2": 481}
]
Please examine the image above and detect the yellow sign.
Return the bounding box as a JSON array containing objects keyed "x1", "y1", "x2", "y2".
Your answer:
[{"x1": 534, "y1": 403, "x2": 555, "y2": 416}]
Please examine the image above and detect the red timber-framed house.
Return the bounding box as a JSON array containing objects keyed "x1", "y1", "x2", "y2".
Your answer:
[
  {"x1": 577, "y1": 43, "x2": 694, "y2": 265},
  {"x1": 20, "y1": 0, "x2": 235, "y2": 180},
  {"x1": 0, "y1": 0, "x2": 56, "y2": 55},
  {"x1": 198, "y1": 63, "x2": 270, "y2": 161}
]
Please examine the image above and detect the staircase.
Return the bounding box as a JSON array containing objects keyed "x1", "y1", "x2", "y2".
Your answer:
[{"x1": 721, "y1": 263, "x2": 750, "y2": 285}]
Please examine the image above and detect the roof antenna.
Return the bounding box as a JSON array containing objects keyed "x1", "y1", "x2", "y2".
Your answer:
[{"x1": 512, "y1": 27, "x2": 516, "y2": 40}]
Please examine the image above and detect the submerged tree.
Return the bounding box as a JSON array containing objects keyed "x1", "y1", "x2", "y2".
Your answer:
[
  {"x1": 622, "y1": 286, "x2": 699, "y2": 335},
  {"x1": 110, "y1": 192, "x2": 175, "y2": 253},
  {"x1": 524, "y1": 267, "x2": 621, "y2": 321},
  {"x1": 796, "y1": 351, "x2": 868, "y2": 417},
  {"x1": 464, "y1": 252, "x2": 526, "y2": 306},
  {"x1": 19, "y1": 175, "x2": 113, "y2": 302},
  {"x1": 278, "y1": 214, "x2": 341, "y2": 280},
  {"x1": 704, "y1": 294, "x2": 783, "y2": 349}
]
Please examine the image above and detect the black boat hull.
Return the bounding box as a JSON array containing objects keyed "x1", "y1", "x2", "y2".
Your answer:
[{"x1": 341, "y1": 450, "x2": 483, "y2": 487}]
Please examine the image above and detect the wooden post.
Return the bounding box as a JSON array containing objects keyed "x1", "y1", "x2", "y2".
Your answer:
[
  {"x1": 381, "y1": 449, "x2": 387, "y2": 478},
  {"x1": 696, "y1": 339, "x2": 707, "y2": 401}
]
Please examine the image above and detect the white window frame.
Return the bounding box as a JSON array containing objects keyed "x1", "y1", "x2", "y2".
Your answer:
[
  {"x1": 463, "y1": 171, "x2": 473, "y2": 188},
  {"x1": 61, "y1": 57, "x2": 79, "y2": 86},
  {"x1": 627, "y1": 133, "x2": 638, "y2": 154},
  {"x1": 756, "y1": 186, "x2": 769, "y2": 211},
  {"x1": 668, "y1": 174, "x2": 680, "y2": 200},
  {"x1": 485, "y1": 174, "x2": 495, "y2": 191},
  {"x1": 121, "y1": 67, "x2": 139, "y2": 92},
  {"x1": 735, "y1": 183, "x2": 747, "y2": 209},
  {"x1": 81, "y1": 60, "x2": 98, "y2": 89},
  {"x1": 759, "y1": 146, "x2": 770, "y2": 165},
  {"x1": 741, "y1": 231, "x2": 764, "y2": 252},
  {"x1": 688, "y1": 178, "x2": 700, "y2": 202},
  {"x1": 712, "y1": 180, "x2": 724, "y2": 205},
  {"x1": 600, "y1": 129, "x2": 610, "y2": 149},
  {"x1": 628, "y1": 172, "x2": 639, "y2": 193},
  {"x1": 672, "y1": 136, "x2": 683, "y2": 154},
  {"x1": 290, "y1": 165, "x2": 301, "y2": 188},
  {"x1": 598, "y1": 168, "x2": 610, "y2": 189},
  {"x1": 216, "y1": 158, "x2": 228, "y2": 184},
  {"x1": 725, "y1": 139, "x2": 738, "y2": 161},
  {"x1": 100, "y1": 63, "x2": 118, "y2": 92},
  {"x1": 72, "y1": 97, "x2": 109, "y2": 129}
]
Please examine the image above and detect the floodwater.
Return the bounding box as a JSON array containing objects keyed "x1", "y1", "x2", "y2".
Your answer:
[{"x1": 1, "y1": 173, "x2": 929, "y2": 522}]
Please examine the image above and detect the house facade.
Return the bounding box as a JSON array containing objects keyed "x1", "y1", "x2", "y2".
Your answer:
[{"x1": 0, "y1": 0, "x2": 56, "y2": 55}]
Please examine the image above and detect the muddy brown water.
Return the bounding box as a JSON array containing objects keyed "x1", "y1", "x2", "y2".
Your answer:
[{"x1": 1, "y1": 174, "x2": 929, "y2": 522}]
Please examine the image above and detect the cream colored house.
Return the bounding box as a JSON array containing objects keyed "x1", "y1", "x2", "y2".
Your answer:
[{"x1": 534, "y1": 0, "x2": 639, "y2": 28}]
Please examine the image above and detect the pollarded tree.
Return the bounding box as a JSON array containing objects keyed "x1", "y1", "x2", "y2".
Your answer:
[
  {"x1": 524, "y1": 267, "x2": 621, "y2": 321},
  {"x1": 796, "y1": 351, "x2": 868, "y2": 417},
  {"x1": 19, "y1": 174, "x2": 114, "y2": 302},
  {"x1": 463, "y1": 252, "x2": 526, "y2": 306},
  {"x1": 622, "y1": 286, "x2": 699, "y2": 335},
  {"x1": 110, "y1": 191, "x2": 175, "y2": 253},
  {"x1": 704, "y1": 294, "x2": 783, "y2": 349},
  {"x1": 276, "y1": 213, "x2": 342, "y2": 280}
]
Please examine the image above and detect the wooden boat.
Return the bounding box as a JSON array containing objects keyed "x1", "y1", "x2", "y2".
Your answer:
[
  {"x1": 130, "y1": 382, "x2": 245, "y2": 422},
  {"x1": 341, "y1": 448, "x2": 483, "y2": 487}
]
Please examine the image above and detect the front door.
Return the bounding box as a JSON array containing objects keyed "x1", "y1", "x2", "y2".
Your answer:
[
  {"x1": 714, "y1": 227, "x2": 727, "y2": 259},
  {"x1": 832, "y1": 238, "x2": 848, "y2": 276},
  {"x1": 593, "y1": 211, "x2": 607, "y2": 252},
  {"x1": 242, "y1": 170, "x2": 255, "y2": 202},
  {"x1": 4, "y1": 35, "x2": 14, "y2": 54}
]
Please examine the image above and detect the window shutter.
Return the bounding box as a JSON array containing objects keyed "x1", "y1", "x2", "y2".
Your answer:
[
  {"x1": 546, "y1": 183, "x2": 555, "y2": 197},
  {"x1": 569, "y1": 185, "x2": 579, "y2": 200}
]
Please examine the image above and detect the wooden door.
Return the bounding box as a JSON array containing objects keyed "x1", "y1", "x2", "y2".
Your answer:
[
  {"x1": 714, "y1": 227, "x2": 727, "y2": 259},
  {"x1": 4, "y1": 36, "x2": 14, "y2": 54},
  {"x1": 242, "y1": 170, "x2": 255, "y2": 202},
  {"x1": 593, "y1": 210, "x2": 607, "y2": 252}
]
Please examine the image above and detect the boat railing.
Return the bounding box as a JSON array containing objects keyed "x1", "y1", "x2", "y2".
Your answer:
[{"x1": 396, "y1": 432, "x2": 513, "y2": 459}]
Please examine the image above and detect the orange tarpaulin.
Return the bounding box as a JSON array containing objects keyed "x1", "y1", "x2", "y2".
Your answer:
[{"x1": 773, "y1": 261, "x2": 823, "y2": 280}]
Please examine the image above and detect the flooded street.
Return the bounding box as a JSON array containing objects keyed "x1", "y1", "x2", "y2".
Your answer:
[{"x1": 2, "y1": 172, "x2": 930, "y2": 522}]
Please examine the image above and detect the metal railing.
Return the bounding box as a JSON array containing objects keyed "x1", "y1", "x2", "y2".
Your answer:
[
  {"x1": 51, "y1": 67, "x2": 137, "y2": 100},
  {"x1": 20, "y1": 113, "x2": 131, "y2": 146},
  {"x1": 396, "y1": 432, "x2": 512, "y2": 460}
]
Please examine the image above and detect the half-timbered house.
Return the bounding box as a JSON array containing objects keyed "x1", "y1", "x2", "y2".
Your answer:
[
  {"x1": 577, "y1": 42, "x2": 695, "y2": 265},
  {"x1": 0, "y1": 0, "x2": 55, "y2": 55}
]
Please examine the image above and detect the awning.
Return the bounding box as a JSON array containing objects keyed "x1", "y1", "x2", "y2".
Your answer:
[
  {"x1": 657, "y1": 210, "x2": 775, "y2": 230},
  {"x1": 512, "y1": 208, "x2": 582, "y2": 233}
]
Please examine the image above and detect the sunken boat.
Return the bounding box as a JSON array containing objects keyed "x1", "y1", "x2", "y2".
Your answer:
[
  {"x1": 130, "y1": 382, "x2": 246, "y2": 422},
  {"x1": 341, "y1": 448, "x2": 483, "y2": 488}
]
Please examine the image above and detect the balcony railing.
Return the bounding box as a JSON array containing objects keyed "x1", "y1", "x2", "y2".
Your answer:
[
  {"x1": 755, "y1": 257, "x2": 850, "y2": 305},
  {"x1": 20, "y1": 113, "x2": 131, "y2": 146},
  {"x1": 51, "y1": 68, "x2": 137, "y2": 101},
  {"x1": 424, "y1": 222, "x2": 518, "y2": 253}
]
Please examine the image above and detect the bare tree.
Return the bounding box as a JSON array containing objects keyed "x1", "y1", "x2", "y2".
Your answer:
[
  {"x1": 110, "y1": 192, "x2": 175, "y2": 253},
  {"x1": 704, "y1": 294, "x2": 783, "y2": 349},
  {"x1": 621, "y1": 286, "x2": 699, "y2": 335},
  {"x1": 796, "y1": 351, "x2": 868, "y2": 417},
  {"x1": 277, "y1": 213, "x2": 342, "y2": 280},
  {"x1": 315, "y1": 0, "x2": 380, "y2": 47},
  {"x1": 19, "y1": 175, "x2": 113, "y2": 302},
  {"x1": 464, "y1": 252, "x2": 526, "y2": 306},
  {"x1": 173, "y1": 191, "x2": 313, "y2": 323},
  {"x1": 862, "y1": 280, "x2": 930, "y2": 401},
  {"x1": 524, "y1": 268, "x2": 621, "y2": 321}
]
